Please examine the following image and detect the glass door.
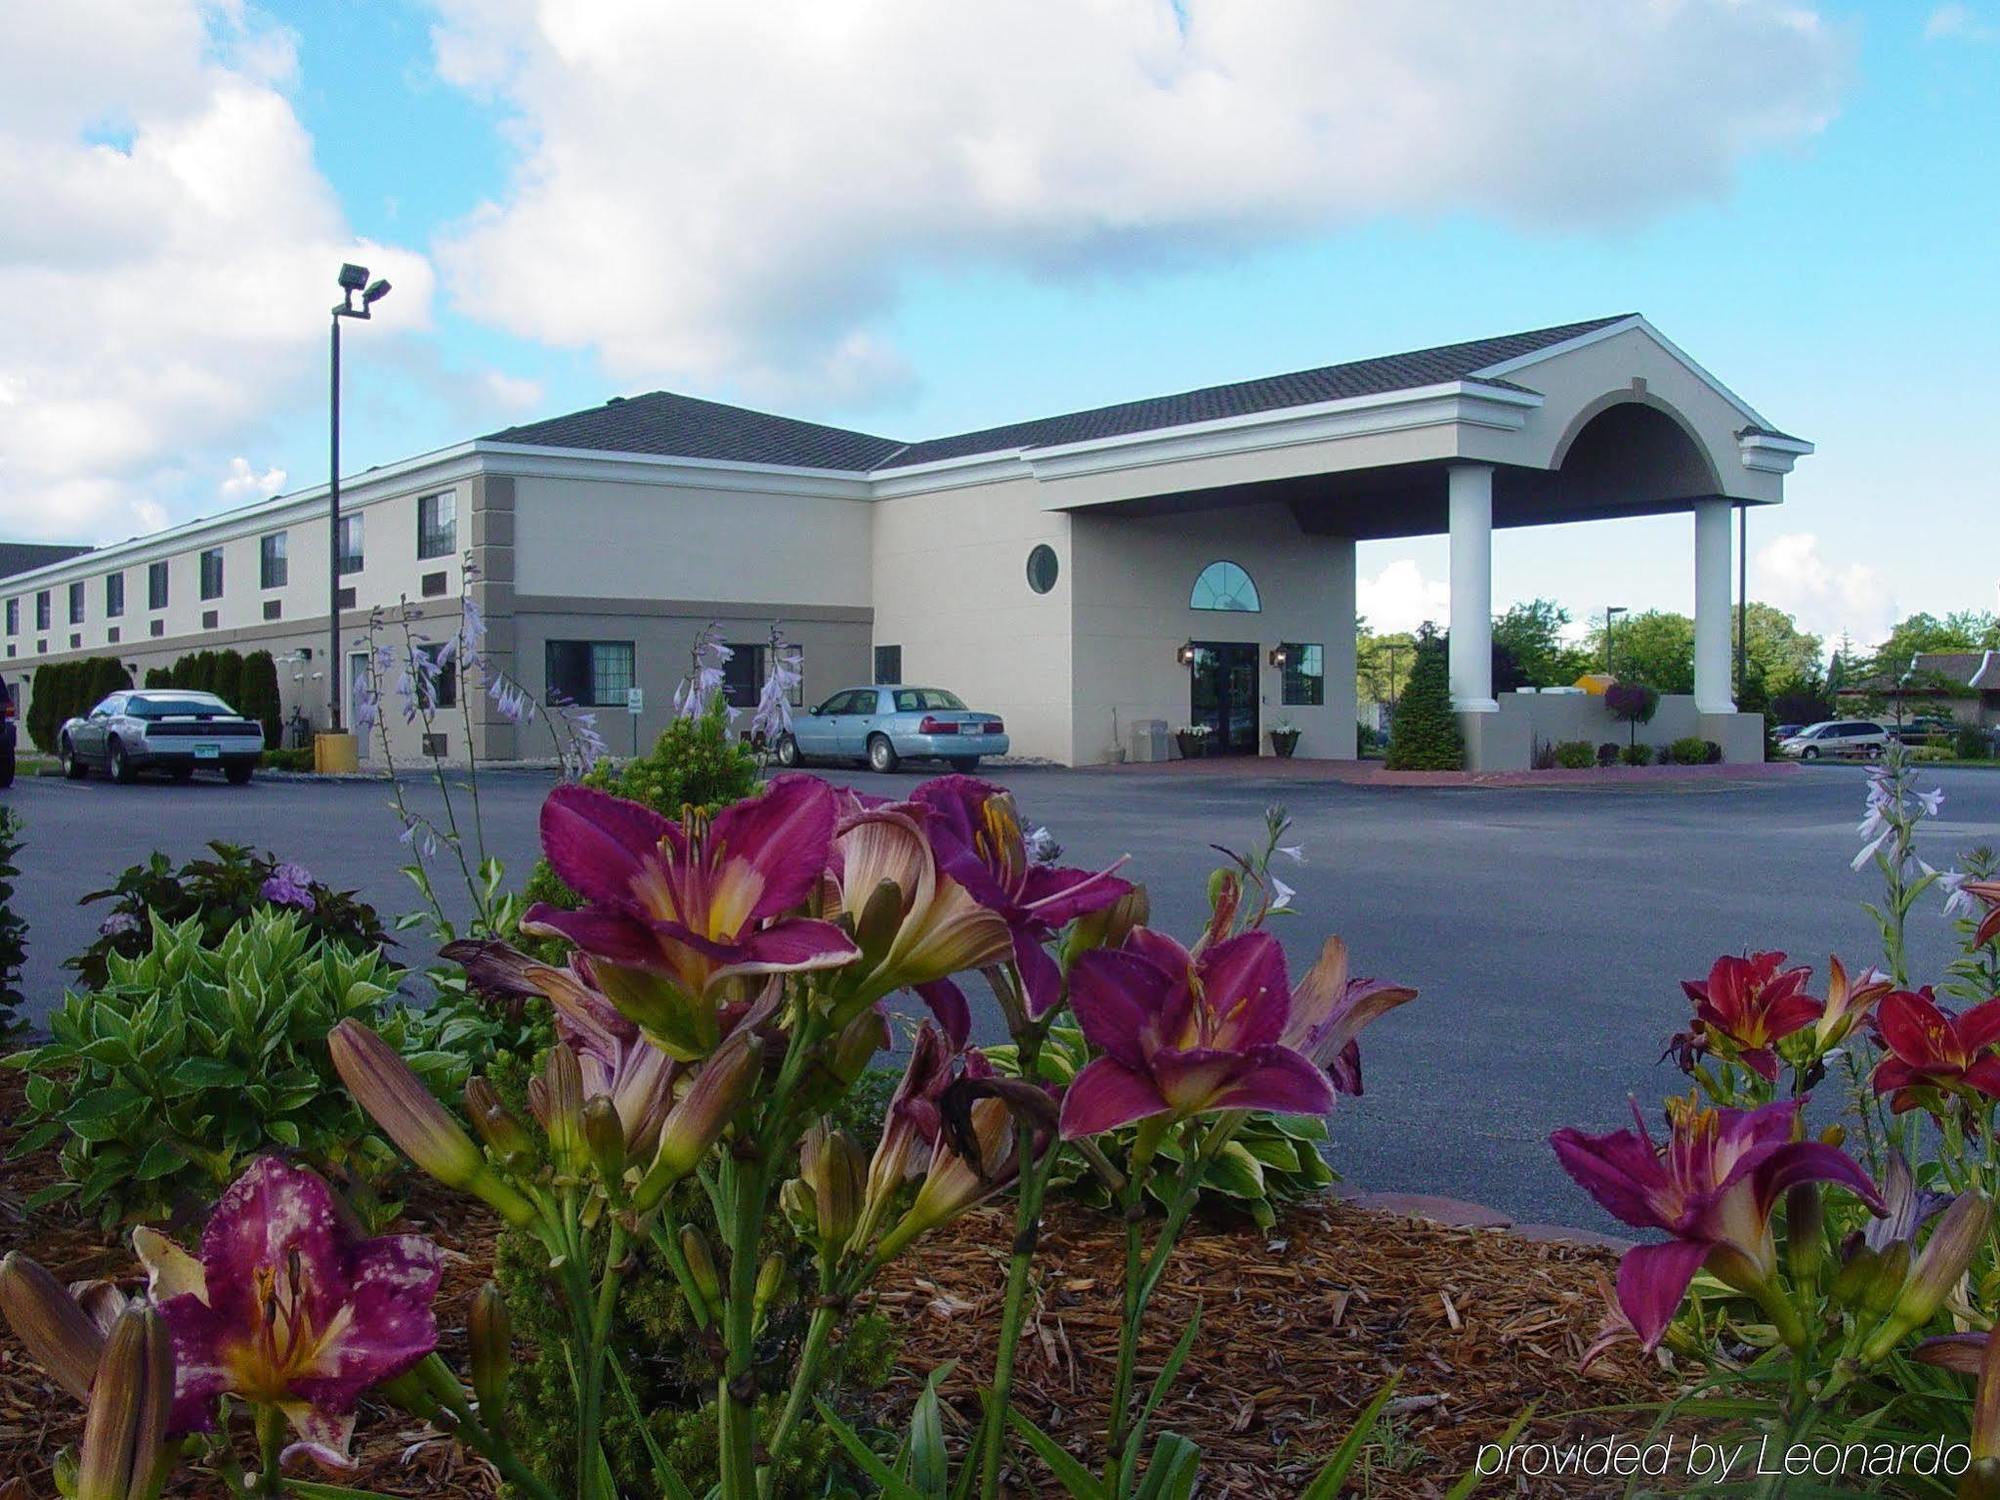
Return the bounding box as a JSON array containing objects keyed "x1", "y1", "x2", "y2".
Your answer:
[{"x1": 1189, "y1": 641, "x2": 1260, "y2": 755}]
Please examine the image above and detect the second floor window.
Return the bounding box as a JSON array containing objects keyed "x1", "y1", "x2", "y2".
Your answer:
[
  {"x1": 200, "y1": 548, "x2": 224, "y2": 601},
  {"x1": 4, "y1": 599, "x2": 16, "y2": 636},
  {"x1": 105, "y1": 573, "x2": 124, "y2": 618},
  {"x1": 35, "y1": 592, "x2": 50, "y2": 630},
  {"x1": 68, "y1": 581, "x2": 84, "y2": 625},
  {"x1": 149, "y1": 561, "x2": 169, "y2": 611},
  {"x1": 417, "y1": 491, "x2": 456, "y2": 560},
  {"x1": 260, "y1": 531, "x2": 288, "y2": 589},
  {"x1": 337, "y1": 513, "x2": 364, "y2": 575}
]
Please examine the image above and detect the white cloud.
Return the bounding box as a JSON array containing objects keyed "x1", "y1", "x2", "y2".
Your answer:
[
  {"x1": 1358, "y1": 558, "x2": 1450, "y2": 636},
  {"x1": 0, "y1": 1, "x2": 433, "y2": 543},
  {"x1": 478, "y1": 370, "x2": 545, "y2": 414},
  {"x1": 1925, "y1": 4, "x2": 1998, "y2": 42},
  {"x1": 1754, "y1": 531, "x2": 1894, "y2": 649},
  {"x1": 429, "y1": 0, "x2": 1845, "y2": 398},
  {"x1": 218, "y1": 456, "x2": 286, "y2": 502}
]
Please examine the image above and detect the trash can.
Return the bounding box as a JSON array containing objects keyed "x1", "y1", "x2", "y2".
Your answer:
[{"x1": 1129, "y1": 719, "x2": 1168, "y2": 764}]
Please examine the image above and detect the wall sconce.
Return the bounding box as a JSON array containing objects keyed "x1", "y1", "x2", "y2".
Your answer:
[
  {"x1": 1268, "y1": 644, "x2": 1289, "y2": 669},
  {"x1": 1175, "y1": 642, "x2": 1196, "y2": 666}
]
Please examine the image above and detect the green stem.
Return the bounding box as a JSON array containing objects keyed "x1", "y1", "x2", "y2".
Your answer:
[
  {"x1": 760, "y1": 1300, "x2": 841, "y2": 1498},
  {"x1": 422, "y1": 1358, "x2": 565, "y2": 1500},
  {"x1": 578, "y1": 1217, "x2": 629, "y2": 1500},
  {"x1": 253, "y1": 1403, "x2": 286, "y2": 1497},
  {"x1": 978, "y1": 1027, "x2": 1053, "y2": 1500},
  {"x1": 719, "y1": 1154, "x2": 770, "y2": 1500}
]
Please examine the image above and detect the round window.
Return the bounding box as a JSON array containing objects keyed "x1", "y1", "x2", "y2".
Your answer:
[{"x1": 1026, "y1": 543, "x2": 1059, "y2": 595}]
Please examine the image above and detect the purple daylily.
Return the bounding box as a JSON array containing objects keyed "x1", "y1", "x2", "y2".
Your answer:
[
  {"x1": 521, "y1": 777, "x2": 859, "y2": 1059},
  {"x1": 1551, "y1": 1098, "x2": 1884, "y2": 1352},
  {"x1": 1058, "y1": 927, "x2": 1334, "y2": 1140},
  {"x1": 1281, "y1": 936, "x2": 1418, "y2": 1097},
  {"x1": 133, "y1": 1157, "x2": 442, "y2": 1471},
  {"x1": 911, "y1": 774, "x2": 1131, "y2": 1016}
]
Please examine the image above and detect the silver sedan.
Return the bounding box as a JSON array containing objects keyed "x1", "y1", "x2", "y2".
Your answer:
[
  {"x1": 775, "y1": 685, "x2": 1008, "y2": 773},
  {"x1": 59, "y1": 689, "x2": 264, "y2": 785}
]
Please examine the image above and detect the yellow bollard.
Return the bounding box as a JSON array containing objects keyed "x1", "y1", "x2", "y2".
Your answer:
[{"x1": 313, "y1": 732, "x2": 359, "y2": 775}]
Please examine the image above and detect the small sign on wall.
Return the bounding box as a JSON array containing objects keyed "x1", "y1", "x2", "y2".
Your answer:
[{"x1": 626, "y1": 686, "x2": 644, "y2": 715}]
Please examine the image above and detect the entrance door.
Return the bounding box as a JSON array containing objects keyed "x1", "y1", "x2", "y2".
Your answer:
[{"x1": 1190, "y1": 642, "x2": 1259, "y2": 755}]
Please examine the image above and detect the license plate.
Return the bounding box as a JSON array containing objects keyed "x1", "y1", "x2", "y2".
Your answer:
[{"x1": 193, "y1": 743, "x2": 220, "y2": 760}]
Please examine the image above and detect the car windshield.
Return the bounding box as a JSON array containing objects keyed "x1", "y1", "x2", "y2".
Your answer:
[
  {"x1": 892, "y1": 688, "x2": 967, "y2": 713},
  {"x1": 125, "y1": 694, "x2": 233, "y2": 719}
]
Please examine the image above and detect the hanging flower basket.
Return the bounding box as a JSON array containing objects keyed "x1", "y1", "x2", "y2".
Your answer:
[
  {"x1": 1174, "y1": 725, "x2": 1210, "y2": 759},
  {"x1": 1269, "y1": 724, "x2": 1301, "y2": 758}
]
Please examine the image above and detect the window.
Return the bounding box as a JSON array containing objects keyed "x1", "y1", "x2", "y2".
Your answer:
[
  {"x1": 722, "y1": 645, "x2": 760, "y2": 709},
  {"x1": 35, "y1": 591, "x2": 50, "y2": 630},
  {"x1": 262, "y1": 600, "x2": 282, "y2": 621},
  {"x1": 1025, "y1": 544, "x2": 1059, "y2": 595},
  {"x1": 150, "y1": 619, "x2": 164, "y2": 638},
  {"x1": 1190, "y1": 561, "x2": 1260, "y2": 612},
  {"x1": 337, "y1": 513, "x2": 364, "y2": 575},
  {"x1": 4, "y1": 600, "x2": 15, "y2": 636},
  {"x1": 545, "y1": 639, "x2": 634, "y2": 707},
  {"x1": 1280, "y1": 642, "x2": 1324, "y2": 706},
  {"x1": 421, "y1": 570, "x2": 448, "y2": 597},
  {"x1": 892, "y1": 688, "x2": 967, "y2": 713},
  {"x1": 260, "y1": 531, "x2": 288, "y2": 589},
  {"x1": 416, "y1": 642, "x2": 458, "y2": 709},
  {"x1": 148, "y1": 560, "x2": 169, "y2": 611},
  {"x1": 821, "y1": 689, "x2": 878, "y2": 715},
  {"x1": 874, "y1": 645, "x2": 902, "y2": 684},
  {"x1": 68, "y1": 581, "x2": 84, "y2": 625},
  {"x1": 105, "y1": 573, "x2": 124, "y2": 618},
  {"x1": 199, "y1": 548, "x2": 224, "y2": 600},
  {"x1": 417, "y1": 490, "x2": 456, "y2": 560}
]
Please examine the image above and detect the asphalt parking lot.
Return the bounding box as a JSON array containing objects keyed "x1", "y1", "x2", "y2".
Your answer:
[{"x1": 5, "y1": 760, "x2": 1997, "y2": 1230}]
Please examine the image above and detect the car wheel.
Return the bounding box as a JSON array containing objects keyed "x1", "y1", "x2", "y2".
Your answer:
[
  {"x1": 0, "y1": 748, "x2": 13, "y2": 789},
  {"x1": 774, "y1": 733, "x2": 800, "y2": 768},
  {"x1": 948, "y1": 756, "x2": 981, "y2": 772},
  {"x1": 867, "y1": 734, "x2": 900, "y2": 774},
  {"x1": 225, "y1": 762, "x2": 255, "y2": 786},
  {"x1": 107, "y1": 739, "x2": 137, "y2": 784},
  {"x1": 1867, "y1": 744, "x2": 1885, "y2": 761},
  {"x1": 60, "y1": 737, "x2": 88, "y2": 779},
  {"x1": 1801, "y1": 746, "x2": 1819, "y2": 761}
]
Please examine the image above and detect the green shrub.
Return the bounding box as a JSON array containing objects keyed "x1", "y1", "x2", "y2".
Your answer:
[
  {"x1": 1383, "y1": 633, "x2": 1463, "y2": 771},
  {"x1": 1667, "y1": 736, "x2": 1722, "y2": 765},
  {"x1": 1956, "y1": 724, "x2": 1994, "y2": 761},
  {"x1": 64, "y1": 840, "x2": 391, "y2": 990},
  {"x1": 210, "y1": 648, "x2": 244, "y2": 712},
  {"x1": 242, "y1": 650, "x2": 282, "y2": 744},
  {"x1": 260, "y1": 747, "x2": 316, "y2": 772},
  {"x1": 1553, "y1": 739, "x2": 1596, "y2": 770},
  {"x1": 143, "y1": 666, "x2": 171, "y2": 689},
  {"x1": 7, "y1": 909, "x2": 487, "y2": 1228},
  {"x1": 989, "y1": 1025, "x2": 1335, "y2": 1229},
  {"x1": 522, "y1": 705, "x2": 760, "y2": 951},
  {"x1": 28, "y1": 657, "x2": 131, "y2": 753},
  {"x1": 0, "y1": 810, "x2": 25, "y2": 1033},
  {"x1": 1596, "y1": 741, "x2": 1619, "y2": 767},
  {"x1": 1620, "y1": 742, "x2": 1655, "y2": 766}
]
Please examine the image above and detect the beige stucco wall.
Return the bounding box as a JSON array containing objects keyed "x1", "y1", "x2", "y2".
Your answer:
[
  {"x1": 1067, "y1": 502, "x2": 1358, "y2": 765},
  {"x1": 511, "y1": 475, "x2": 872, "y2": 607},
  {"x1": 869, "y1": 475, "x2": 1075, "y2": 762}
]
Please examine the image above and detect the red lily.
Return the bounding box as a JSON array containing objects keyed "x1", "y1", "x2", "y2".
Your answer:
[
  {"x1": 1551, "y1": 1098, "x2": 1883, "y2": 1351},
  {"x1": 1871, "y1": 989, "x2": 2000, "y2": 1113},
  {"x1": 1678, "y1": 951, "x2": 1820, "y2": 1082},
  {"x1": 1280, "y1": 936, "x2": 1417, "y2": 1097},
  {"x1": 522, "y1": 778, "x2": 859, "y2": 1058},
  {"x1": 1969, "y1": 880, "x2": 2000, "y2": 950}
]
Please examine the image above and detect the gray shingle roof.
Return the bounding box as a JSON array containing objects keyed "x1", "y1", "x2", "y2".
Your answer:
[
  {"x1": 0, "y1": 541, "x2": 92, "y2": 582},
  {"x1": 482, "y1": 315, "x2": 1637, "y2": 473}
]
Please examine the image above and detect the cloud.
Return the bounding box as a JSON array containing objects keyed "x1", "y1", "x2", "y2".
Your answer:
[
  {"x1": 428, "y1": 0, "x2": 1845, "y2": 398},
  {"x1": 1925, "y1": 4, "x2": 1998, "y2": 42},
  {"x1": 218, "y1": 456, "x2": 287, "y2": 502},
  {"x1": 1754, "y1": 531, "x2": 1895, "y2": 648},
  {"x1": 0, "y1": 1, "x2": 433, "y2": 543},
  {"x1": 1358, "y1": 558, "x2": 1451, "y2": 636}
]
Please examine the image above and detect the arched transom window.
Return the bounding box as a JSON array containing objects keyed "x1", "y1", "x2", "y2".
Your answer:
[{"x1": 1189, "y1": 560, "x2": 1261, "y2": 612}]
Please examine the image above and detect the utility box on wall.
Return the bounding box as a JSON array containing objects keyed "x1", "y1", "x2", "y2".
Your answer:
[{"x1": 1128, "y1": 719, "x2": 1168, "y2": 764}]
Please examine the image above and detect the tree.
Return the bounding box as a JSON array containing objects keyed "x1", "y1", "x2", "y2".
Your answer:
[
  {"x1": 1492, "y1": 599, "x2": 1593, "y2": 688},
  {"x1": 1738, "y1": 603, "x2": 1822, "y2": 696},
  {"x1": 1355, "y1": 620, "x2": 1418, "y2": 709},
  {"x1": 211, "y1": 649, "x2": 245, "y2": 711},
  {"x1": 1384, "y1": 631, "x2": 1464, "y2": 771},
  {"x1": 1872, "y1": 611, "x2": 2000, "y2": 673},
  {"x1": 143, "y1": 667, "x2": 171, "y2": 689},
  {"x1": 1582, "y1": 610, "x2": 1695, "y2": 695},
  {"x1": 88, "y1": 656, "x2": 131, "y2": 707},
  {"x1": 1605, "y1": 680, "x2": 1660, "y2": 748},
  {"x1": 242, "y1": 650, "x2": 282, "y2": 744}
]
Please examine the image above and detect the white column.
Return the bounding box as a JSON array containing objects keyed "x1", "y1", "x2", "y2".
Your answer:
[
  {"x1": 1694, "y1": 499, "x2": 1735, "y2": 714},
  {"x1": 1448, "y1": 464, "x2": 1497, "y2": 712}
]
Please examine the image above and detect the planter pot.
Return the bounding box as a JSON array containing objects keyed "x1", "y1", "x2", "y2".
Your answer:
[
  {"x1": 1270, "y1": 730, "x2": 1300, "y2": 758},
  {"x1": 1175, "y1": 733, "x2": 1208, "y2": 760}
]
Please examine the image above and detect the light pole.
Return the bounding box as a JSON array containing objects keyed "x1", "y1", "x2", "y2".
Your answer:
[
  {"x1": 1604, "y1": 606, "x2": 1627, "y2": 676},
  {"x1": 328, "y1": 263, "x2": 391, "y2": 734}
]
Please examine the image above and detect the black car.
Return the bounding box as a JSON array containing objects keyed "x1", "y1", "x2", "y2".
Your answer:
[{"x1": 58, "y1": 689, "x2": 263, "y2": 784}]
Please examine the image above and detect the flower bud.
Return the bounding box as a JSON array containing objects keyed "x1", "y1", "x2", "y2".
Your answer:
[
  {"x1": 330, "y1": 1021, "x2": 537, "y2": 1227},
  {"x1": 1065, "y1": 884, "x2": 1150, "y2": 963},
  {"x1": 1864, "y1": 1192, "x2": 1992, "y2": 1362},
  {"x1": 827, "y1": 1007, "x2": 889, "y2": 1089},
  {"x1": 681, "y1": 1227, "x2": 720, "y2": 1308},
  {"x1": 801, "y1": 1122, "x2": 865, "y2": 1251},
  {"x1": 854, "y1": 878, "x2": 907, "y2": 965},
  {"x1": 539, "y1": 1046, "x2": 586, "y2": 1172},
  {"x1": 633, "y1": 1033, "x2": 764, "y2": 1211},
  {"x1": 1818, "y1": 1123, "x2": 1847, "y2": 1148},
  {"x1": 469, "y1": 1283, "x2": 510, "y2": 1429},
  {"x1": 75, "y1": 1303, "x2": 172, "y2": 1500},
  {"x1": 465, "y1": 1077, "x2": 534, "y2": 1167},
  {"x1": 780, "y1": 1177, "x2": 818, "y2": 1241},
  {"x1": 583, "y1": 1096, "x2": 626, "y2": 1191},
  {"x1": 1861, "y1": 1241, "x2": 1911, "y2": 1319},
  {"x1": 754, "y1": 1253, "x2": 786, "y2": 1322},
  {"x1": 1785, "y1": 1183, "x2": 1824, "y2": 1291},
  {"x1": 0, "y1": 1253, "x2": 106, "y2": 1403}
]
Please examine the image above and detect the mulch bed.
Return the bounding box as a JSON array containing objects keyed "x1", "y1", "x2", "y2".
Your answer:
[{"x1": 0, "y1": 1064, "x2": 1675, "y2": 1496}]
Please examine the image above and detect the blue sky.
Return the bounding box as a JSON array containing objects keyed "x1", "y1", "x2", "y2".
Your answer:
[{"x1": 5, "y1": 1, "x2": 1996, "y2": 650}]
